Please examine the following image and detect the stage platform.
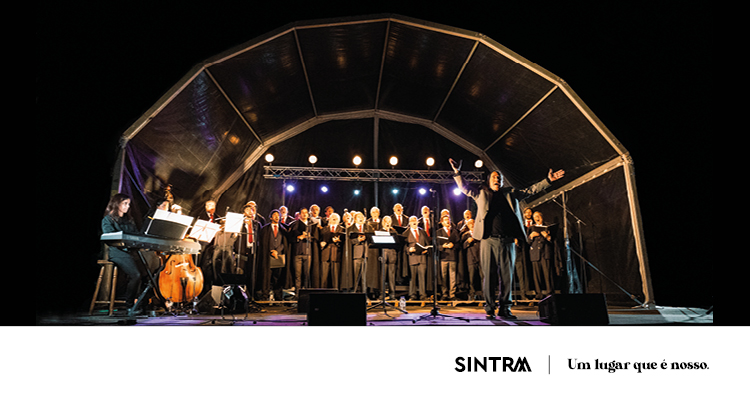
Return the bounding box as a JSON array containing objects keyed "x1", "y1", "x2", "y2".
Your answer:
[{"x1": 37, "y1": 299, "x2": 713, "y2": 326}]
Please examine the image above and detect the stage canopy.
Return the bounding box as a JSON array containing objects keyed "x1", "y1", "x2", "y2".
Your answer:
[{"x1": 113, "y1": 14, "x2": 653, "y2": 307}]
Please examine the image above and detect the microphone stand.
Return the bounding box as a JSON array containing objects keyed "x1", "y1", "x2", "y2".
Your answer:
[
  {"x1": 556, "y1": 192, "x2": 584, "y2": 294},
  {"x1": 416, "y1": 188, "x2": 469, "y2": 323},
  {"x1": 305, "y1": 218, "x2": 312, "y2": 290},
  {"x1": 354, "y1": 236, "x2": 368, "y2": 295},
  {"x1": 246, "y1": 217, "x2": 264, "y2": 315},
  {"x1": 553, "y1": 191, "x2": 643, "y2": 306}
]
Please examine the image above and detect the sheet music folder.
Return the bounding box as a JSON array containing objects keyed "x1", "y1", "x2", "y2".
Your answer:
[
  {"x1": 530, "y1": 224, "x2": 556, "y2": 233},
  {"x1": 391, "y1": 225, "x2": 408, "y2": 234},
  {"x1": 143, "y1": 209, "x2": 194, "y2": 239}
]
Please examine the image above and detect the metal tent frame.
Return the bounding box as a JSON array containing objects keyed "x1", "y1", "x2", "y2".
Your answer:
[{"x1": 114, "y1": 14, "x2": 653, "y2": 307}]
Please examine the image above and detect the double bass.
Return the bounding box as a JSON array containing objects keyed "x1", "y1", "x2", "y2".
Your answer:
[
  {"x1": 159, "y1": 253, "x2": 204, "y2": 308},
  {"x1": 156, "y1": 185, "x2": 204, "y2": 311}
]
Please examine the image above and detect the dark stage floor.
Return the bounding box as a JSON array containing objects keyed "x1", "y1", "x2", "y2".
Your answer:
[{"x1": 37, "y1": 299, "x2": 713, "y2": 326}]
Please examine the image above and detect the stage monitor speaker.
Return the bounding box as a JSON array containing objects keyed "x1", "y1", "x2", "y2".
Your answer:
[
  {"x1": 307, "y1": 292, "x2": 366, "y2": 326},
  {"x1": 538, "y1": 293, "x2": 609, "y2": 325},
  {"x1": 297, "y1": 288, "x2": 339, "y2": 313}
]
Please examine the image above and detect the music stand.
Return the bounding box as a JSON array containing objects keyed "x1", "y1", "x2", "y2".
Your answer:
[
  {"x1": 221, "y1": 215, "x2": 265, "y2": 318},
  {"x1": 365, "y1": 232, "x2": 408, "y2": 316},
  {"x1": 415, "y1": 188, "x2": 470, "y2": 323}
]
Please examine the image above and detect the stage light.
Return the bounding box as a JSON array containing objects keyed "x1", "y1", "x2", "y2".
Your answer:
[
  {"x1": 419, "y1": 188, "x2": 427, "y2": 195},
  {"x1": 321, "y1": 185, "x2": 328, "y2": 193},
  {"x1": 354, "y1": 189, "x2": 361, "y2": 195},
  {"x1": 453, "y1": 187, "x2": 462, "y2": 196},
  {"x1": 426, "y1": 157, "x2": 435, "y2": 167},
  {"x1": 475, "y1": 159, "x2": 483, "y2": 169},
  {"x1": 389, "y1": 156, "x2": 398, "y2": 167},
  {"x1": 265, "y1": 153, "x2": 274, "y2": 163},
  {"x1": 392, "y1": 188, "x2": 399, "y2": 195},
  {"x1": 286, "y1": 184, "x2": 295, "y2": 193},
  {"x1": 353, "y1": 155, "x2": 362, "y2": 167},
  {"x1": 309, "y1": 155, "x2": 318, "y2": 166}
]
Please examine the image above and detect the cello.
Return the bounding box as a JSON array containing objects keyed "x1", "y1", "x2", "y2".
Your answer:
[{"x1": 155, "y1": 185, "x2": 204, "y2": 312}]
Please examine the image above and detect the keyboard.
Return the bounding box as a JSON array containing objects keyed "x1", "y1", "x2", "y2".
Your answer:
[{"x1": 100, "y1": 232, "x2": 201, "y2": 255}]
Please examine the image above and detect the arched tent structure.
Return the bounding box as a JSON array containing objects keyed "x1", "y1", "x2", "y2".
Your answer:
[{"x1": 113, "y1": 14, "x2": 652, "y2": 307}]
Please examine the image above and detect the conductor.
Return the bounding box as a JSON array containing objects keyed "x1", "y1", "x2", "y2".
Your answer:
[{"x1": 450, "y1": 158, "x2": 564, "y2": 319}]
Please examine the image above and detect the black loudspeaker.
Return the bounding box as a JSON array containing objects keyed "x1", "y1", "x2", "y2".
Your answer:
[
  {"x1": 538, "y1": 294, "x2": 609, "y2": 325},
  {"x1": 297, "y1": 288, "x2": 339, "y2": 313},
  {"x1": 307, "y1": 292, "x2": 366, "y2": 326}
]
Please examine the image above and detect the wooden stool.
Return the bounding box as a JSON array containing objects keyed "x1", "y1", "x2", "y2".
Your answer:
[{"x1": 89, "y1": 260, "x2": 127, "y2": 316}]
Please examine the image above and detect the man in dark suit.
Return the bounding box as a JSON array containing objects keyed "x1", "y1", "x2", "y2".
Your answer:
[
  {"x1": 379, "y1": 216, "x2": 400, "y2": 300},
  {"x1": 288, "y1": 208, "x2": 313, "y2": 290},
  {"x1": 418, "y1": 206, "x2": 435, "y2": 240},
  {"x1": 278, "y1": 205, "x2": 294, "y2": 227},
  {"x1": 308, "y1": 204, "x2": 324, "y2": 287},
  {"x1": 418, "y1": 205, "x2": 436, "y2": 295},
  {"x1": 195, "y1": 200, "x2": 221, "y2": 224},
  {"x1": 319, "y1": 212, "x2": 345, "y2": 289},
  {"x1": 516, "y1": 207, "x2": 534, "y2": 300},
  {"x1": 365, "y1": 207, "x2": 383, "y2": 298},
  {"x1": 321, "y1": 206, "x2": 334, "y2": 227},
  {"x1": 437, "y1": 214, "x2": 461, "y2": 300},
  {"x1": 244, "y1": 201, "x2": 266, "y2": 226},
  {"x1": 391, "y1": 203, "x2": 408, "y2": 229},
  {"x1": 406, "y1": 215, "x2": 431, "y2": 300},
  {"x1": 451, "y1": 158, "x2": 564, "y2": 319},
  {"x1": 528, "y1": 211, "x2": 554, "y2": 300},
  {"x1": 257, "y1": 209, "x2": 289, "y2": 301},
  {"x1": 239, "y1": 202, "x2": 264, "y2": 298},
  {"x1": 193, "y1": 199, "x2": 223, "y2": 292},
  {"x1": 347, "y1": 212, "x2": 372, "y2": 292},
  {"x1": 390, "y1": 203, "x2": 409, "y2": 286},
  {"x1": 457, "y1": 210, "x2": 473, "y2": 234},
  {"x1": 462, "y1": 219, "x2": 482, "y2": 300}
]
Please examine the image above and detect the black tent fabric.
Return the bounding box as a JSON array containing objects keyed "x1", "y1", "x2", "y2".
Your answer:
[{"x1": 112, "y1": 14, "x2": 651, "y2": 307}]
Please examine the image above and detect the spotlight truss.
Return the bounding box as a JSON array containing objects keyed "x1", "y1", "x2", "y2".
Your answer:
[{"x1": 264, "y1": 166, "x2": 484, "y2": 183}]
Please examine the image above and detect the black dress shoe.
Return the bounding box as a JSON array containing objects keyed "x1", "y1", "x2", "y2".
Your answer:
[{"x1": 498, "y1": 309, "x2": 517, "y2": 320}]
